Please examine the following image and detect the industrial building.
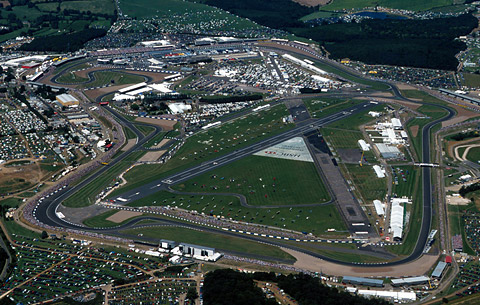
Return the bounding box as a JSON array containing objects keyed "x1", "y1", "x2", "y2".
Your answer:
[
  {"x1": 432, "y1": 261, "x2": 448, "y2": 278},
  {"x1": 56, "y1": 94, "x2": 79, "y2": 107},
  {"x1": 375, "y1": 143, "x2": 403, "y2": 159},
  {"x1": 357, "y1": 289, "x2": 416, "y2": 302},
  {"x1": 171, "y1": 243, "x2": 222, "y2": 262},
  {"x1": 391, "y1": 276, "x2": 430, "y2": 287},
  {"x1": 342, "y1": 276, "x2": 384, "y2": 287}
]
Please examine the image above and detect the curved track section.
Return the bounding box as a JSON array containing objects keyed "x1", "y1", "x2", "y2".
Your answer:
[{"x1": 30, "y1": 51, "x2": 455, "y2": 267}]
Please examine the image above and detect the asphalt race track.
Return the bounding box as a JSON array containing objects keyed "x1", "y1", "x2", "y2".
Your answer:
[{"x1": 30, "y1": 47, "x2": 455, "y2": 267}]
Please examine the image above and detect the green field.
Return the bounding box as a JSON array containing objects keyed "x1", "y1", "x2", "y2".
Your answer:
[
  {"x1": 462, "y1": 73, "x2": 480, "y2": 88},
  {"x1": 63, "y1": 151, "x2": 145, "y2": 207},
  {"x1": 0, "y1": 0, "x2": 115, "y2": 43},
  {"x1": 322, "y1": 128, "x2": 364, "y2": 149},
  {"x1": 81, "y1": 71, "x2": 146, "y2": 89},
  {"x1": 391, "y1": 166, "x2": 419, "y2": 198},
  {"x1": 0, "y1": 197, "x2": 23, "y2": 208},
  {"x1": 119, "y1": 0, "x2": 260, "y2": 30},
  {"x1": 173, "y1": 155, "x2": 330, "y2": 206},
  {"x1": 121, "y1": 226, "x2": 295, "y2": 262},
  {"x1": 110, "y1": 105, "x2": 294, "y2": 196},
  {"x1": 343, "y1": 164, "x2": 387, "y2": 201},
  {"x1": 304, "y1": 98, "x2": 363, "y2": 118},
  {"x1": 127, "y1": 191, "x2": 346, "y2": 234},
  {"x1": 465, "y1": 147, "x2": 480, "y2": 164},
  {"x1": 448, "y1": 204, "x2": 476, "y2": 255},
  {"x1": 83, "y1": 210, "x2": 145, "y2": 228},
  {"x1": 56, "y1": 71, "x2": 89, "y2": 84},
  {"x1": 326, "y1": 104, "x2": 385, "y2": 130},
  {"x1": 322, "y1": 0, "x2": 456, "y2": 12}
]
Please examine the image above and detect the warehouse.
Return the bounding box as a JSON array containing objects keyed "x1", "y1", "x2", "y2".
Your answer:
[
  {"x1": 342, "y1": 276, "x2": 384, "y2": 287},
  {"x1": 376, "y1": 143, "x2": 403, "y2": 159},
  {"x1": 391, "y1": 276, "x2": 430, "y2": 287},
  {"x1": 171, "y1": 243, "x2": 222, "y2": 262},
  {"x1": 357, "y1": 290, "x2": 416, "y2": 302},
  {"x1": 56, "y1": 94, "x2": 79, "y2": 107},
  {"x1": 432, "y1": 261, "x2": 448, "y2": 278}
]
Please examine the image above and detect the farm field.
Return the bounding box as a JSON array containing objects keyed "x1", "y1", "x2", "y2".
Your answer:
[
  {"x1": 173, "y1": 155, "x2": 330, "y2": 206},
  {"x1": 127, "y1": 191, "x2": 346, "y2": 235}
]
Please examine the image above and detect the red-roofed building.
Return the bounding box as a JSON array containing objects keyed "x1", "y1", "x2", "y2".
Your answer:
[{"x1": 446, "y1": 256, "x2": 452, "y2": 264}]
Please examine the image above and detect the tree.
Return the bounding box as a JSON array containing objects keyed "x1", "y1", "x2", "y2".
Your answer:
[
  {"x1": 442, "y1": 298, "x2": 449, "y2": 303},
  {"x1": 41, "y1": 231, "x2": 48, "y2": 239},
  {"x1": 131, "y1": 103, "x2": 139, "y2": 111},
  {"x1": 186, "y1": 288, "x2": 198, "y2": 304}
]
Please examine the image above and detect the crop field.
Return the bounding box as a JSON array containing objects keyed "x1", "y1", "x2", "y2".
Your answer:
[
  {"x1": 121, "y1": 226, "x2": 295, "y2": 262},
  {"x1": 343, "y1": 164, "x2": 387, "y2": 201},
  {"x1": 127, "y1": 191, "x2": 346, "y2": 234},
  {"x1": 174, "y1": 155, "x2": 330, "y2": 206},
  {"x1": 111, "y1": 105, "x2": 295, "y2": 196},
  {"x1": 321, "y1": 0, "x2": 456, "y2": 12}
]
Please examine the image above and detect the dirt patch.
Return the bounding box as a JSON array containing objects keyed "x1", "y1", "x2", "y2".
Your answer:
[
  {"x1": 135, "y1": 117, "x2": 177, "y2": 131},
  {"x1": 121, "y1": 139, "x2": 137, "y2": 151},
  {"x1": 442, "y1": 115, "x2": 470, "y2": 128},
  {"x1": 410, "y1": 125, "x2": 419, "y2": 137},
  {"x1": 292, "y1": 0, "x2": 330, "y2": 6},
  {"x1": 138, "y1": 150, "x2": 166, "y2": 162},
  {"x1": 106, "y1": 210, "x2": 142, "y2": 223},
  {"x1": 151, "y1": 139, "x2": 171, "y2": 149},
  {"x1": 282, "y1": 248, "x2": 439, "y2": 277},
  {"x1": 396, "y1": 84, "x2": 417, "y2": 90},
  {"x1": 0, "y1": 161, "x2": 42, "y2": 193},
  {"x1": 446, "y1": 195, "x2": 470, "y2": 205}
]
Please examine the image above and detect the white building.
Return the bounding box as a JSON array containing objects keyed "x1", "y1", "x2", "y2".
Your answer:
[
  {"x1": 357, "y1": 289, "x2": 416, "y2": 302},
  {"x1": 390, "y1": 198, "x2": 410, "y2": 241},
  {"x1": 169, "y1": 103, "x2": 191, "y2": 114},
  {"x1": 358, "y1": 139, "x2": 371, "y2": 151},
  {"x1": 373, "y1": 165, "x2": 386, "y2": 178},
  {"x1": 391, "y1": 118, "x2": 402, "y2": 130},
  {"x1": 373, "y1": 200, "x2": 385, "y2": 216}
]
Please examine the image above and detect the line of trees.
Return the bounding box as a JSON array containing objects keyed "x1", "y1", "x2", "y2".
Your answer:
[
  {"x1": 203, "y1": 269, "x2": 390, "y2": 305},
  {"x1": 20, "y1": 28, "x2": 107, "y2": 52}
]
